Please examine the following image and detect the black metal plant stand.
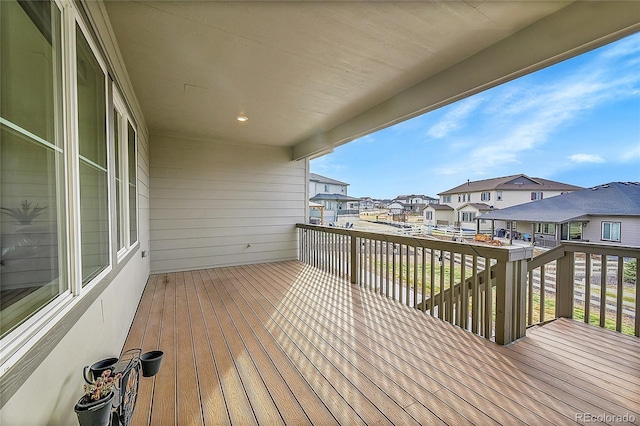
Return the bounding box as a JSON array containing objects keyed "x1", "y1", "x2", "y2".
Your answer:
[{"x1": 110, "y1": 348, "x2": 142, "y2": 426}]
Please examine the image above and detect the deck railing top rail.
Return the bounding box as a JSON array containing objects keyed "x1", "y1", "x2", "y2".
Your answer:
[{"x1": 296, "y1": 223, "x2": 533, "y2": 262}]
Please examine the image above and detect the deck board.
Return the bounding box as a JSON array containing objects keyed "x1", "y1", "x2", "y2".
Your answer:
[{"x1": 125, "y1": 261, "x2": 640, "y2": 425}]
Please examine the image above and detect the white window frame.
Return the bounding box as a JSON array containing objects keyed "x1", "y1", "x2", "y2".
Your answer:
[
  {"x1": 460, "y1": 211, "x2": 476, "y2": 222},
  {"x1": 112, "y1": 88, "x2": 130, "y2": 260},
  {"x1": 0, "y1": 0, "x2": 74, "y2": 373},
  {"x1": 0, "y1": 1, "x2": 125, "y2": 375},
  {"x1": 481, "y1": 192, "x2": 490, "y2": 202},
  {"x1": 72, "y1": 11, "x2": 113, "y2": 291},
  {"x1": 531, "y1": 191, "x2": 544, "y2": 200},
  {"x1": 127, "y1": 120, "x2": 139, "y2": 248},
  {"x1": 496, "y1": 191, "x2": 503, "y2": 201},
  {"x1": 601, "y1": 221, "x2": 621, "y2": 242}
]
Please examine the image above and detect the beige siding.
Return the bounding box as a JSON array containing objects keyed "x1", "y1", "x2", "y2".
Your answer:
[
  {"x1": 150, "y1": 134, "x2": 306, "y2": 273},
  {"x1": 583, "y1": 216, "x2": 640, "y2": 247}
]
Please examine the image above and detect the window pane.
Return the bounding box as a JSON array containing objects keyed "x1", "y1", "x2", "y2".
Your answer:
[
  {"x1": 114, "y1": 110, "x2": 124, "y2": 251},
  {"x1": 612, "y1": 223, "x2": 620, "y2": 241},
  {"x1": 1, "y1": 0, "x2": 66, "y2": 337},
  {"x1": 77, "y1": 26, "x2": 108, "y2": 284},
  {"x1": 128, "y1": 122, "x2": 137, "y2": 245}
]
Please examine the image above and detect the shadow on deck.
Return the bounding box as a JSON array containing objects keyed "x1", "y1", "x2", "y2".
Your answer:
[{"x1": 123, "y1": 260, "x2": 640, "y2": 425}]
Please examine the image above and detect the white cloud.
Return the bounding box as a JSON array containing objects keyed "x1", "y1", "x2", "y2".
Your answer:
[
  {"x1": 444, "y1": 40, "x2": 640, "y2": 177},
  {"x1": 568, "y1": 153, "x2": 605, "y2": 163},
  {"x1": 427, "y1": 97, "x2": 485, "y2": 139},
  {"x1": 621, "y1": 144, "x2": 640, "y2": 162}
]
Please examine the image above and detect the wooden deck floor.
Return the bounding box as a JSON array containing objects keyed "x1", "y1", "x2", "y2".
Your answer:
[{"x1": 123, "y1": 260, "x2": 640, "y2": 425}]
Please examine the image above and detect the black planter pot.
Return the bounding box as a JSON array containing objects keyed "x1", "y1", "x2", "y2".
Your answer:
[
  {"x1": 84, "y1": 357, "x2": 118, "y2": 383},
  {"x1": 140, "y1": 350, "x2": 163, "y2": 377},
  {"x1": 74, "y1": 391, "x2": 114, "y2": 426}
]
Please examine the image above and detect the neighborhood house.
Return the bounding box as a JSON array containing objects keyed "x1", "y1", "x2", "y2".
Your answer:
[
  {"x1": 424, "y1": 174, "x2": 582, "y2": 230},
  {"x1": 477, "y1": 182, "x2": 640, "y2": 248}
]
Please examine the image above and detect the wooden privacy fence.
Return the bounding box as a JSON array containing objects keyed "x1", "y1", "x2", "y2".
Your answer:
[
  {"x1": 527, "y1": 242, "x2": 640, "y2": 337},
  {"x1": 296, "y1": 223, "x2": 533, "y2": 345}
]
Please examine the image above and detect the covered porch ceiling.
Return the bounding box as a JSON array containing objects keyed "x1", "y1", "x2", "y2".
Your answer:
[{"x1": 101, "y1": 1, "x2": 640, "y2": 160}]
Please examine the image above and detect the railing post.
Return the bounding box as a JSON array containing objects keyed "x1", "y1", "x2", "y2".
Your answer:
[
  {"x1": 556, "y1": 251, "x2": 575, "y2": 318},
  {"x1": 494, "y1": 249, "x2": 530, "y2": 345},
  {"x1": 350, "y1": 234, "x2": 357, "y2": 284}
]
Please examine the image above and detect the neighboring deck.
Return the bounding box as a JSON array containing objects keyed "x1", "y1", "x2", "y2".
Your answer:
[{"x1": 123, "y1": 260, "x2": 640, "y2": 425}]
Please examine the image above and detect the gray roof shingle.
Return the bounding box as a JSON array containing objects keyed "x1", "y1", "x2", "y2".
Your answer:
[
  {"x1": 438, "y1": 174, "x2": 582, "y2": 195},
  {"x1": 309, "y1": 173, "x2": 349, "y2": 186}
]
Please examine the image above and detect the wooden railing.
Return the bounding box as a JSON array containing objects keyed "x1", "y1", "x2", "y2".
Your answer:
[
  {"x1": 297, "y1": 224, "x2": 533, "y2": 345},
  {"x1": 527, "y1": 242, "x2": 639, "y2": 336}
]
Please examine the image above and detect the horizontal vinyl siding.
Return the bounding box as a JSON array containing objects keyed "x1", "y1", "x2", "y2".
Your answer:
[
  {"x1": 583, "y1": 216, "x2": 640, "y2": 247},
  {"x1": 150, "y1": 134, "x2": 305, "y2": 273}
]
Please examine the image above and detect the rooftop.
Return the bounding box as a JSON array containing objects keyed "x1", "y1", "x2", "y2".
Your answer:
[
  {"x1": 439, "y1": 174, "x2": 583, "y2": 195},
  {"x1": 309, "y1": 173, "x2": 349, "y2": 187}
]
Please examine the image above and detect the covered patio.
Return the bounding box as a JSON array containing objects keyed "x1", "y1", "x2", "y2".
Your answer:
[
  {"x1": 1, "y1": 2, "x2": 639, "y2": 425},
  {"x1": 125, "y1": 261, "x2": 639, "y2": 425}
]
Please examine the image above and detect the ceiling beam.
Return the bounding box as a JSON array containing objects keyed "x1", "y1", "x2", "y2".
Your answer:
[{"x1": 291, "y1": 1, "x2": 640, "y2": 161}]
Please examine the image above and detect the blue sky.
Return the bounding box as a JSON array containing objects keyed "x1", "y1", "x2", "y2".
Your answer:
[{"x1": 311, "y1": 33, "x2": 640, "y2": 200}]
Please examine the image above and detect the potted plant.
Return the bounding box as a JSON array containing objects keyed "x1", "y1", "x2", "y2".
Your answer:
[
  {"x1": 1, "y1": 200, "x2": 47, "y2": 225},
  {"x1": 74, "y1": 369, "x2": 122, "y2": 426}
]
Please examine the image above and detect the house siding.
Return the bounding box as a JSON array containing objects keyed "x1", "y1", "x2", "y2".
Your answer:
[
  {"x1": 150, "y1": 134, "x2": 306, "y2": 273},
  {"x1": 583, "y1": 216, "x2": 640, "y2": 247},
  {"x1": 309, "y1": 181, "x2": 347, "y2": 197}
]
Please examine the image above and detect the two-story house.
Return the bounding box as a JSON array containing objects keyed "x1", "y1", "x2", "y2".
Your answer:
[
  {"x1": 393, "y1": 194, "x2": 438, "y2": 214},
  {"x1": 309, "y1": 173, "x2": 360, "y2": 222},
  {"x1": 424, "y1": 174, "x2": 582, "y2": 229},
  {"x1": 359, "y1": 197, "x2": 375, "y2": 211}
]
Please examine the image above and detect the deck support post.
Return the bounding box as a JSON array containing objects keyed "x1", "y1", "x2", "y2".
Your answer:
[
  {"x1": 556, "y1": 251, "x2": 575, "y2": 318},
  {"x1": 494, "y1": 257, "x2": 528, "y2": 345}
]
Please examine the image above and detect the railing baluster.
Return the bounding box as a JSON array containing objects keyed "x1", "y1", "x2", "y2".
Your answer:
[
  {"x1": 430, "y1": 249, "x2": 436, "y2": 317},
  {"x1": 413, "y1": 246, "x2": 420, "y2": 308},
  {"x1": 406, "y1": 244, "x2": 411, "y2": 306},
  {"x1": 527, "y1": 269, "x2": 533, "y2": 326},
  {"x1": 438, "y1": 251, "x2": 445, "y2": 321},
  {"x1": 484, "y1": 258, "x2": 492, "y2": 339},
  {"x1": 392, "y1": 244, "x2": 397, "y2": 301},
  {"x1": 385, "y1": 241, "x2": 390, "y2": 297},
  {"x1": 471, "y1": 255, "x2": 478, "y2": 333},
  {"x1": 600, "y1": 254, "x2": 607, "y2": 328},
  {"x1": 421, "y1": 247, "x2": 427, "y2": 313},
  {"x1": 584, "y1": 254, "x2": 591, "y2": 324},
  {"x1": 616, "y1": 256, "x2": 623, "y2": 332},
  {"x1": 448, "y1": 251, "x2": 454, "y2": 324},
  {"x1": 379, "y1": 240, "x2": 384, "y2": 295},
  {"x1": 540, "y1": 265, "x2": 546, "y2": 323},
  {"x1": 460, "y1": 254, "x2": 467, "y2": 329},
  {"x1": 397, "y1": 245, "x2": 402, "y2": 303}
]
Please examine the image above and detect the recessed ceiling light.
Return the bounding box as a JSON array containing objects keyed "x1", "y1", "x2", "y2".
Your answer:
[{"x1": 236, "y1": 114, "x2": 248, "y2": 122}]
